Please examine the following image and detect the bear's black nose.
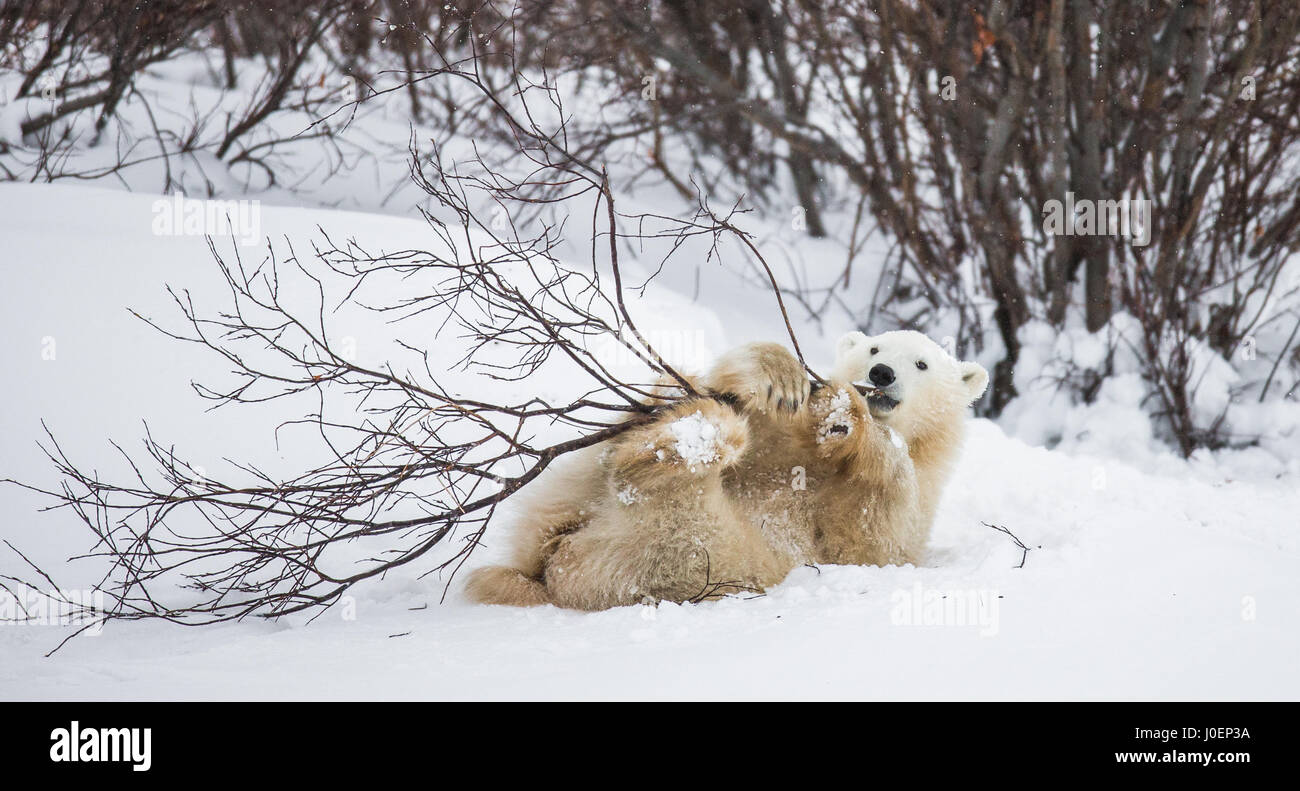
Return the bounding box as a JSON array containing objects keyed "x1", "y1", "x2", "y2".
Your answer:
[{"x1": 868, "y1": 364, "x2": 895, "y2": 387}]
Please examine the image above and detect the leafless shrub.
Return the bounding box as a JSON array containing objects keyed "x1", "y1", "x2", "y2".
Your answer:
[
  {"x1": 547, "y1": 0, "x2": 1300, "y2": 453},
  {"x1": 2, "y1": 58, "x2": 817, "y2": 647},
  {"x1": 5, "y1": 0, "x2": 1298, "y2": 457}
]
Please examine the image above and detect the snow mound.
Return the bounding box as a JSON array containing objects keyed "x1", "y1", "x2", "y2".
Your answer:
[{"x1": 1, "y1": 181, "x2": 1297, "y2": 702}]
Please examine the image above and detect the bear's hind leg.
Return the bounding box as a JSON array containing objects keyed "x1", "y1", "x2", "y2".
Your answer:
[
  {"x1": 464, "y1": 565, "x2": 552, "y2": 607},
  {"x1": 545, "y1": 398, "x2": 769, "y2": 609}
]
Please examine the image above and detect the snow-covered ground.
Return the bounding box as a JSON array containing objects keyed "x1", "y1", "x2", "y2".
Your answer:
[{"x1": 1, "y1": 182, "x2": 1297, "y2": 700}]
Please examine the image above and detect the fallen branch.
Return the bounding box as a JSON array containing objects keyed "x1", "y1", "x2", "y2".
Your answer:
[{"x1": 981, "y1": 521, "x2": 1033, "y2": 569}]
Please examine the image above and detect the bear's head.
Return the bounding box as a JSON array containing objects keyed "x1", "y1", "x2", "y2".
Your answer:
[{"x1": 830, "y1": 330, "x2": 988, "y2": 445}]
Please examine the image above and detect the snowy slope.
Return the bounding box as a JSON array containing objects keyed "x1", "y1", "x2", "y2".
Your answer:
[{"x1": 1, "y1": 183, "x2": 1298, "y2": 701}]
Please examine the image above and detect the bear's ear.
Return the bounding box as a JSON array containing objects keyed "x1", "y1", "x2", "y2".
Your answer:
[
  {"x1": 959, "y1": 361, "x2": 989, "y2": 403},
  {"x1": 836, "y1": 331, "x2": 869, "y2": 363}
]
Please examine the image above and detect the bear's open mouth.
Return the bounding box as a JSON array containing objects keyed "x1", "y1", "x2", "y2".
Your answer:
[
  {"x1": 853, "y1": 382, "x2": 899, "y2": 412},
  {"x1": 866, "y1": 392, "x2": 899, "y2": 412}
]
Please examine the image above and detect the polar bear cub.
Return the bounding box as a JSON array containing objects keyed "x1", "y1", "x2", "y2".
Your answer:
[
  {"x1": 466, "y1": 330, "x2": 988, "y2": 609},
  {"x1": 812, "y1": 329, "x2": 990, "y2": 564}
]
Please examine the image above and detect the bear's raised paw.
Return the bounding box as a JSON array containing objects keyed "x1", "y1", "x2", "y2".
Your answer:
[
  {"x1": 810, "y1": 384, "x2": 871, "y2": 446},
  {"x1": 609, "y1": 398, "x2": 749, "y2": 484}
]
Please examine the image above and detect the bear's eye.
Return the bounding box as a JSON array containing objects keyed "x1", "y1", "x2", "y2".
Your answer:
[
  {"x1": 870, "y1": 346, "x2": 879, "y2": 355},
  {"x1": 916, "y1": 360, "x2": 927, "y2": 371}
]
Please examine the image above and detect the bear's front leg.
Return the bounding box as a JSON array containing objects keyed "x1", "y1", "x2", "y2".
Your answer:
[
  {"x1": 705, "y1": 342, "x2": 811, "y2": 416},
  {"x1": 803, "y1": 382, "x2": 922, "y2": 567},
  {"x1": 805, "y1": 382, "x2": 912, "y2": 482}
]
